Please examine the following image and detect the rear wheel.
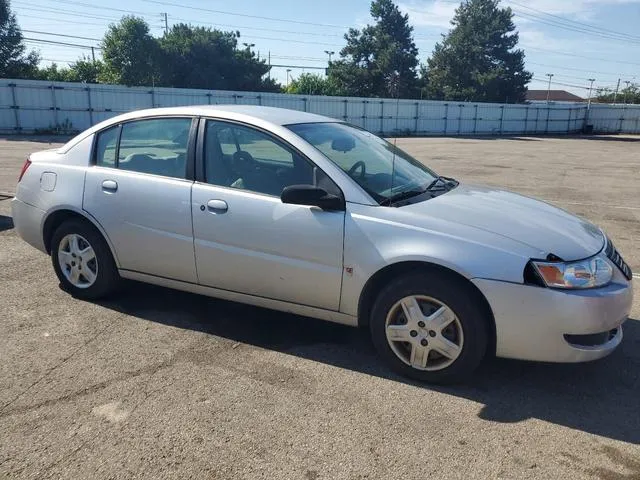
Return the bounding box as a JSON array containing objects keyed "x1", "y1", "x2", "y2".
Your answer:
[
  {"x1": 370, "y1": 273, "x2": 488, "y2": 384},
  {"x1": 51, "y1": 219, "x2": 119, "y2": 300}
]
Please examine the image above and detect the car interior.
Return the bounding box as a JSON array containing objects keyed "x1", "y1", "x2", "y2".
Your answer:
[{"x1": 204, "y1": 123, "x2": 315, "y2": 196}]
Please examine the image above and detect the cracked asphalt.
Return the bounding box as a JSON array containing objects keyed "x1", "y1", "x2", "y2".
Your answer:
[{"x1": 1, "y1": 135, "x2": 639, "y2": 479}]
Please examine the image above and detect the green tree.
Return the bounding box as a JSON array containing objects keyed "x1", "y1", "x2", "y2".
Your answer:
[
  {"x1": 0, "y1": 0, "x2": 39, "y2": 78},
  {"x1": 101, "y1": 16, "x2": 159, "y2": 86},
  {"x1": 425, "y1": 0, "x2": 532, "y2": 103},
  {"x1": 328, "y1": 0, "x2": 419, "y2": 98},
  {"x1": 158, "y1": 24, "x2": 279, "y2": 91},
  {"x1": 595, "y1": 85, "x2": 640, "y2": 104},
  {"x1": 66, "y1": 57, "x2": 105, "y2": 83},
  {"x1": 37, "y1": 57, "x2": 105, "y2": 83},
  {"x1": 285, "y1": 73, "x2": 345, "y2": 96}
]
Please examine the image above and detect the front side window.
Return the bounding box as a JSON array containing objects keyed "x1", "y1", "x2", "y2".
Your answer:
[
  {"x1": 112, "y1": 117, "x2": 192, "y2": 179},
  {"x1": 288, "y1": 122, "x2": 441, "y2": 204},
  {"x1": 204, "y1": 121, "x2": 324, "y2": 197}
]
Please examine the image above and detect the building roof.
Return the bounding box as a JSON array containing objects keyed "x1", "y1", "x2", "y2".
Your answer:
[{"x1": 526, "y1": 90, "x2": 585, "y2": 102}]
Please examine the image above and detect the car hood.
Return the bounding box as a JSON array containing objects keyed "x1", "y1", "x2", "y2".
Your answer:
[{"x1": 401, "y1": 184, "x2": 604, "y2": 261}]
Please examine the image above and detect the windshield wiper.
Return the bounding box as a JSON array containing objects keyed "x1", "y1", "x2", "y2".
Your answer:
[
  {"x1": 426, "y1": 176, "x2": 457, "y2": 191},
  {"x1": 379, "y1": 186, "x2": 430, "y2": 206}
]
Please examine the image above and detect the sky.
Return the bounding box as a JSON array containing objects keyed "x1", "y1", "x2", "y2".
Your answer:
[{"x1": 11, "y1": 0, "x2": 640, "y2": 98}]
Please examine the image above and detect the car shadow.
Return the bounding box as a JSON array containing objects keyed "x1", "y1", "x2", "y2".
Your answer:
[{"x1": 98, "y1": 281, "x2": 640, "y2": 445}]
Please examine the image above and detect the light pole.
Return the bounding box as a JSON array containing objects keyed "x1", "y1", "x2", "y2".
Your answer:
[
  {"x1": 587, "y1": 78, "x2": 595, "y2": 108},
  {"x1": 242, "y1": 42, "x2": 255, "y2": 51},
  {"x1": 545, "y1": 73, "x2": 554, "y2": 102},
  {"x1": 286, "y1": 69, "x2": 292, "y2": 88},
  {"x1": 324, "y1": 50, "x2": 335, "y2": 63}
]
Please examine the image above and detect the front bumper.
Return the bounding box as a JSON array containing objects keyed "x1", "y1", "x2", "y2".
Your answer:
[
  {"x1": 11, "y1": 198, "x2": 47, "y2": 253},
  {"x1": 473, "y1": 269, "x2": 633, "y2": 363}
]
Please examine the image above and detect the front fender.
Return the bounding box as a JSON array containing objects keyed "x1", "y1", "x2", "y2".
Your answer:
[{"x1": 339, "y1": 204, "x2": 533, "y2": 316}]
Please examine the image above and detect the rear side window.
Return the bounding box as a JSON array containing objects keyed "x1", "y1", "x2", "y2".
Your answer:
[
  {"x1": 94, "y1": 117, "x2": 192, "y2": 179},
  {"x1": 118, "y1": 118, "x2": 192, "y2": 179},
  {"x1": 95, "y1": 126, "x2": 118, "y2": 167}
]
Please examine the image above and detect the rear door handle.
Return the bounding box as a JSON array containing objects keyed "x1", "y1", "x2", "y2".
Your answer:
[
  {"x1": 206, "y1": 199, "x2": 228, "y2": 214},
  {"x1": 101, "y1": 180, "x2": 118, "y2": 193}
]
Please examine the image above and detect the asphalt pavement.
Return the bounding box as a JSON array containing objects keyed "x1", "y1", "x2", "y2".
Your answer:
[{"x1": 1, "y1": 135, "x2": 639, "y2": 479}]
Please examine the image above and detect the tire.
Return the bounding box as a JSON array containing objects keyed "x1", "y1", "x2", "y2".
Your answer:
[
  {"x1": 370, "y1": 272, "x2": 488, "y2": 384},
  {"x1": 51, "y1": 219, "x2": 120, "y2": 300}
]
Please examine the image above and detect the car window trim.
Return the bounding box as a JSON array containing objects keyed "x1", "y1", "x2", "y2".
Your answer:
[
  {"x1": 90, "y1": 115, "x2": 197, "y2": 181},
  {"x1": 195, "y1": 117, "x2": 344, "y2": 202}
]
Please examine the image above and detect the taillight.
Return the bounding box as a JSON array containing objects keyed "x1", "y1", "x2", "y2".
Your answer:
[{"x1": 18, "y1": 158, "x2": 31, "y2": 182}]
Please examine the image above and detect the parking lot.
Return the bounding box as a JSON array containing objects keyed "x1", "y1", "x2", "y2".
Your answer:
[{"x1": 1, "y1": 135, "x2": 639, "y2": 479}]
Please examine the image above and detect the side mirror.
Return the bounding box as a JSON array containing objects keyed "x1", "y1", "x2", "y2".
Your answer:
[{"x1": 281, "y1": 185, "x2": 345, "y2": 211}]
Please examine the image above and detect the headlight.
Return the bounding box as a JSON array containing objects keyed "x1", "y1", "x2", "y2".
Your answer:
[{"x1": 531, "y1": 254, "x2": 613, "y2": 289}]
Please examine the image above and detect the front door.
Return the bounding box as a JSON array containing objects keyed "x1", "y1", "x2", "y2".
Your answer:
[
  {"x1": 191, "y1": 119, "x2": 345, "y2": 310},
  {"x1": 83, "y1": 116, "x2": 198, "y2": 283}
]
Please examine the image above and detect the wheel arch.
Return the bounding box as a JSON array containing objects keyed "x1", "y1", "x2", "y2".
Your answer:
[
  {"x1": 357, "y1": 261, "x2": 497, "y2": 355},
  {"x1": 42, "y1": 207, "x2": 120, "y2": 267}
]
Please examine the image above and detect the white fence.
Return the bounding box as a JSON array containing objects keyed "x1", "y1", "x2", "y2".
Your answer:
[{"x1": 1, "y1": 78, "x2": 639, "y2": 135}]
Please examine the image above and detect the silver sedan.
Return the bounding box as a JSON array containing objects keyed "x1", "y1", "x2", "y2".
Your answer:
[{"x1": 11, "y1": 106, "x2": 633, "y2": 383}]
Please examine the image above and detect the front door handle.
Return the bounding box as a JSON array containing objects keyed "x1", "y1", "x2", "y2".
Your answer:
[
  {"x1": 206, "y1": 199, "x2": 228, "y2": 214},
  {"x1": 101, "y1": 180, "x2": 118, "y2": 193}
]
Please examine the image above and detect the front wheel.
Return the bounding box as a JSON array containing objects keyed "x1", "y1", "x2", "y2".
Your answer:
[
  {"x1": 51, "y1": 219, "x2": 120, "y2": 300},
  {"x1": 370, "y1": 273, "x2": 488, "y2": 384}
]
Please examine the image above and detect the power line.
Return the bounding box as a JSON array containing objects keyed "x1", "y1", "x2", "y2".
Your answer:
[
  {"x1": 530, "y1": 76, "x2": 615, "y2": 91},
  {"x1": 139, "y1": 0, "x2": 349, "y2": 29},
  {"x1": 23, "y1": 29, "x2": 102, "y2": 42},
  {"x1": 505, "y1": 0, "x2": 640, "y2": 43},
  {"x1": 23, "y1": 33, "x2": 331, "y2": 64},
  {"x1": 15, "y1": 13, "x2": 111, "y2": 27},
  {"x1": 24, "y1": 37, "x2": 101, "y2": 49},
  {"x1": 14, "y1": 5, "x2": 121, "y2": 22},
  {"x1": 513, "y1": 10, "x2": 640, "y2": 45},
  {"x1": 526, "y1": 61, "x2": 636, "y2": 80},
  {"x1": 524, "y1": 45, "x2": 640, "y2": 67}
]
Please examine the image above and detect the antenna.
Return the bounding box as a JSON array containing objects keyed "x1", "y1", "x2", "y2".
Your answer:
[{"x1": 387, "y1": 71, "x2": 401, "y2": 196}]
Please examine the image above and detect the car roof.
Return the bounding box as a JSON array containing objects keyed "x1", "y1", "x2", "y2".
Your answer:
[
  {"x1": 60, "y1": 105, "x2": 338, "y2": 153},
  {"x1": 115, "y1": 105, "x2": 334, "y2": 126}
]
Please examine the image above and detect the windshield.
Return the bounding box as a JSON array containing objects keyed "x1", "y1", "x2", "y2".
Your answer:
[{"x1": 287, "y1": 122, "x2": 439, "y2": 203}]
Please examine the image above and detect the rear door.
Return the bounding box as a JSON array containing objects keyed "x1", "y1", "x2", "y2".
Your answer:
[
  {"x1": 83, "y1": 116, "x2": 198, "y2": 283},
  {"x1": 191, "y1": 119, "x2": 345, "y2": 310}
]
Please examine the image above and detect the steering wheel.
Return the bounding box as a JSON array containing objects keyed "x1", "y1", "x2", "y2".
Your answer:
[
  {"x1": 348, "y1": 160, "x2": 366, "y2": 180},
  {"x1": 232, "y1": 150, "x2": 258, "y2": 175}
]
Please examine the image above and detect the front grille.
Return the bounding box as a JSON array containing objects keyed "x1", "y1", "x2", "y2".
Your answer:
[{"x1": 605, "y1": 237, "x2": 633, "y2": 280}]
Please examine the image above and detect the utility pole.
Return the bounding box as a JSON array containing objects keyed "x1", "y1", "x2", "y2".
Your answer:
[
  {"x1": 613, "y1": 78, "x2": 620, "y2": 104},
  {"x1": 324, "y1": 50, "x2": 335, "y2": 63},
  {"x1": 268, "y1": 51, "x2": 271, "y2": 80},
  {"x1": 163, "y1": 12, "x2": 168, "y2": 34},
  {"x1": 623, "y1": 80, "x2": 631, "y2": 104},
  {"x1": 545, "y1": 73, "x2": 554, "y2": 102},
  {"x1": 587, "y1": 78, "x2": 595, "y2": 108},
  {"x1": 90, "y1": 46, "x2": 95, "y2": 62},
  {"x1": 286, "y1": 69, "x2": 292, "y2": 88}
]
